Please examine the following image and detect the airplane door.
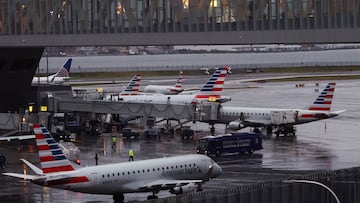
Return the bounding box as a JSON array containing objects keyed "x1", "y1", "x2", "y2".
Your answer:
[
  {"x1": 91, "y1": 173, "x2": 98, "y2": 185},
  {"x1": 201, "y1": 160, "x2": 207, "y2": 174}
]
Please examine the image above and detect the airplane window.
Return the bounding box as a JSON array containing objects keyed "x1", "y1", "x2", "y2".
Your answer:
[
  {"x1": 143, "y1": 170, "x2": 145, "y2": 173},
  {"x1": 158, "y1": 168, "x2": 160, "y2": 171},
  {"x1": 153, "y1": 168, "x2": 155, "y2": 171},
  {"x1": 176, "y1": 165, "x2": 178, "y2": 168},
  {"x1": 166, "y1": 167, "x2": 169, "y2": 170},
  {"x1": 185, "y1": 164, "x2": 187, "y2": 167},
  {"x1": 112, "y1": 174, "x2": 115, "y2": 176},
  {"x1": 162, "y1": 167, "x2": 164, "y2": 170},
  {"x1": 107, "y1": 174, "x2": 110, "y2": 177},
  {"x1": 193, "y1": 163, "x2": 196, "y2": 166},
  {"x1": 171, "y1": 166, "x2": 174, "y2": 169},
  {"x1": 137, "y1": 170, "x2": 140, "y2": 173},
  {"x1": 147, "y1": 169, "x2": 150, "y2": 172},
  {"x1": 128, "y1": 172, "x2": 130, "y2": 175},
  {"x1": 180, "y1": 165, "x2": 183, "y2": 168},
  {"x1": 117, "y1": 172, "x2": 120, "y2": 176},
  {"x1": 122, "y1": 172, "x2": 125, "y2": 175},
  {"x1": 133, "y1": 171, "x2": 136, "y2": 174},
  {"x1": 102, "y1": 175, "x2": 105, "y2": 178}
]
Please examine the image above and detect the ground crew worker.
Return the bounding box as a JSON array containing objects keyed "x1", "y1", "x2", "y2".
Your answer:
[
  {"x1": 0, "y1": 153, "x2": 6, "y2": 168},
  {"x1": 128, "y1": 149, "x2": 134, "y2": 161},
  {"x1": 112, "y1": 136, "x2": 117, "y2": 149},
  {"x1": 95, "y1": 153, "x2": 99, "y2": 165}
]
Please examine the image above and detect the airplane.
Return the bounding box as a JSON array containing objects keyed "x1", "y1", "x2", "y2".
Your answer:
[
  {"x1": 143, "y1": 71, "x2": 184, "y2": 95},
  {"x1": 3, "y1": 124, "x2": 222, "y2": 202},
  {"x1": 32, "y1": 58, "x2": 72, "y2": 85},
  {"x1": 215, "y1": 82, "x2": 346, "y2": 136},
  {"x1": 118, "y1": 66, "x2": 231, "y2": 105}
]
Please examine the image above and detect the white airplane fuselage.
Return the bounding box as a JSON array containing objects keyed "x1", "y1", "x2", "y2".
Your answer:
[
  {"x1": 220, "y1": 106, "x2": 339, "y2": 127},
  {"x1": 33, "y1": 154, "x2": 222, "y2": 195},
  {"x1": 143, "y1": 85, "x2": 184, "y2": 95},
  {"x1": 32, "y1": 75, "x2": 70, "y2": 85},
  {"x1": 119, "y1": 94, "x2": 200, "y2": 105}
]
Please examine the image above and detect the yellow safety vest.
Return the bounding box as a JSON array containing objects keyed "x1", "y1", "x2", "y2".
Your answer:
[{"x1": 129, "y1": 150, "x2": 134, "y2": 156}]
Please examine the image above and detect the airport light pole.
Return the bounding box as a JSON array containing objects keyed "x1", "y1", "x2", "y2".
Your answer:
[{"x1": 283, "y1": 179, "x2": 340, "y2": 203}]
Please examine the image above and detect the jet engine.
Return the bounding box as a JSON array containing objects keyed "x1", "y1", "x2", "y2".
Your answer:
[
  {"x1": 227, "y1": 121, "x2": 246, "y2": 130},
  {"x1": 169, "y1": 183, "x2": 198, "y2": 195}
]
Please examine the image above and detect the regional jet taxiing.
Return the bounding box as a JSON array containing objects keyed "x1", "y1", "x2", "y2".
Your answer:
[{"x1": 3, "y1": 124, "x2": 222, "y2": 202}]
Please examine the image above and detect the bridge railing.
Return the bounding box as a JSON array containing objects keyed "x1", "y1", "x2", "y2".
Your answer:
[{"x1": 0, "y1": 0, "x2": 359, "y2": 36}]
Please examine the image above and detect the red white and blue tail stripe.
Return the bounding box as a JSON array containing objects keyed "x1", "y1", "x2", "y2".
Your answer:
[
  {"x1": 174, "y1": 71, "x2": 184, "y2": 89},
  {"x1": 196, "y1": 66, "x2": 229, "y2": 100},
  {"x1": 307, "y1": 82, "x2": 336, "y2": 111},
  {"x1": 54, "y1": 58, "x2": 72, "y2": 77},
  {"x1": 33, "y1": 123, "x2": 75, "y2": 174},
  {"x1": 120, "y1": 74, "x2": 142, "y2": 96}
]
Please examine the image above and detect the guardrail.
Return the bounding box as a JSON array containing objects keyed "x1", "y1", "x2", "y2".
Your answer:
[{"x1": 142, "y1": 166, "x2": 360, "y2": 203}]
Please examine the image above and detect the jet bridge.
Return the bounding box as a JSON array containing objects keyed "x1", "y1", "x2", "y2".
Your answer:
[
  {"x1": 48, "y1": 97, "x2": 199, "y2": 122},
  {"x1": 0, "y1": 96, "x2": 222, "y2": 131}
]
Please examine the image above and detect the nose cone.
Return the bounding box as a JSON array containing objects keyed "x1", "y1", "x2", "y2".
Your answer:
[{"x1": 211, "y1": 162, "x2": 222, "y2": 178}]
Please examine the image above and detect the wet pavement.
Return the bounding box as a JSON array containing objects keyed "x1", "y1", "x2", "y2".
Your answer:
[{"x1": 0, "y1": 78, "x2": 359, "y2": 202}]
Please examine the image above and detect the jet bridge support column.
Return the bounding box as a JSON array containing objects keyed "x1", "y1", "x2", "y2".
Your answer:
[{"x1": 199, "y1": 102, "x2": 220, "y2": 135}]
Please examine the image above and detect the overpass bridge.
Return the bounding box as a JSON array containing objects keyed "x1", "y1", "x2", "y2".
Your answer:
[
  {"x1": 1, "y1": 0, "x2": 360, "y2": 112},
  {"x1": 0, "y1": 0, "x2": 359, "y2": 47}
]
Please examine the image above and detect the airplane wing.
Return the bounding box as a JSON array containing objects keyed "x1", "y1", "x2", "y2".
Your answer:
[
  {"x1": 241, "y1": 119, "x2": 272, "y2": 127},
  {"x1": 0, "y1": 134, "x2": 35, "y2": 141},
  {"x1": 139, "y1": 179, "x2": 202, "y2": 191}
]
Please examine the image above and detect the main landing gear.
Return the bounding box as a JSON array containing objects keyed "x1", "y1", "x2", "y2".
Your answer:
[
  {"x1": 113, "y1": 193, "x2": 124, "y2": 203},
  {"x1": 147, "y1": 190, "x2": 159, "y2": 200}
]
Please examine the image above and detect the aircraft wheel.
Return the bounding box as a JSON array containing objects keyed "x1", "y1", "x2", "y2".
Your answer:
[
  {"x1": 248, "y1": 148, "x2": 254, "y2": 154},
  {"x1": 113, "y1": 194, "x2": 124, "y2": 203}
]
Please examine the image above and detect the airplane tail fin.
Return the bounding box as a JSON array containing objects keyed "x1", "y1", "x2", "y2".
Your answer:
[
  {"x1": 120, "y1": 74, "x2": 142, "y2": 96},
  {"x1": 305, "y1": 82, "x2": 336, "y2": 111},
  {"x1": 54, "y1": 58, "x2": 72, "y2": 78},
  {"x1": 195, "y1": 66, "x2": 229, "y2": 101},
  {"x1": 33, "y1": 123, "x2": 75, "y2": 174},
  {"x1": 174, "y1": 71, "x2": 184, "y2": 89}
]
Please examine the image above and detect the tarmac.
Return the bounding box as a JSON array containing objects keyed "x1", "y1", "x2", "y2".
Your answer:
[{"x1": 0, "y1": 77, "x2": 359, "y2": 203}]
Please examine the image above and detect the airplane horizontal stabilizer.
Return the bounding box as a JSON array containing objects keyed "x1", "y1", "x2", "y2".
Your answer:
[
  {"x1": 331, "y1": 110, "x2": 346, "y2": 115},
  {"x1": 2, "y1": 172, "x2": 42, "y2": 181},
  {"x1": 329, "y1": 109, "x2": 346, "y2": 117},
  {"x1": 20, "y1": 158, "x2": 43, "y2": 175}
]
